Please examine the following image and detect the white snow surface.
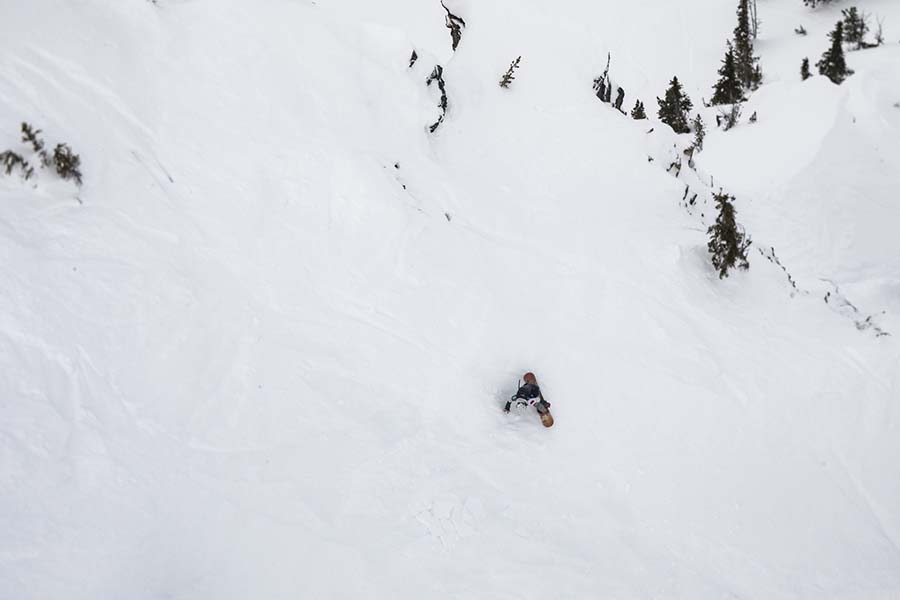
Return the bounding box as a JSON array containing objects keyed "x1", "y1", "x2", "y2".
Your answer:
[{"x1": 2, "y1": 0, "x2": 900, "y2": 598}]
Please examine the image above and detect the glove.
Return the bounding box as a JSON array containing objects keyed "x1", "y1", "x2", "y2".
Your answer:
[{"x1": 503, "y1": 401, "x2": 511, "y2": 413}]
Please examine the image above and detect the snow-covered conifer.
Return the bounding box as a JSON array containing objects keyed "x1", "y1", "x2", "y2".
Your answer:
[
  {"x1": 817, "y1": 21, "x2": 852, "y2": 84},
  {"x1": 711, "y1": 42, "x2": 743, "y2": 106},
  {"x1": 707, "y1": 191, "x2": 751, "y2": 279},
  {"x1": 734, "y1": 0, "x2": 762, "y2": 90},
  {"x1": 657, "y1": 76, "x2": 693, "y2": 134},
  {"x1": 631, "y1": 100, "x2": 647, "y2": 120}
]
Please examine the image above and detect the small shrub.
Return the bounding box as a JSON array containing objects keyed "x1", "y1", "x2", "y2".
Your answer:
[
  {"x1": 631, "y1": 100, "x2": 647, "y2": 120},
  {"x1": 0, "y1": 151, "x2": 34, "y2": 179},
  {"x1": 1, "y1": 122, "x2": 82, "y2": 185},
  {"x1": 499, "y1": 56, "x2": 522, "y2": 89},
  {"x1": 53, "y1": 144, "x2": 83, "y2": 185}
]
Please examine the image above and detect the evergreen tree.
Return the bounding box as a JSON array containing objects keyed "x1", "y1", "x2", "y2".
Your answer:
[
  {"x1": 801, "y1": 57, "x2": 811, "y2": 80},
  {"x1": 692, "y1": 114, "x2": 706, "y2": 152},
  {"x1": 631, "y1": 100, "x2": 647, "y2": 120},
  {"x1": 841, "y1": 7, "x2": 869, "y2": 49},
  {"x1": 711, "y1": 42, "x2": 743, "y2": 105},
  {"x1": 817, "y1": 21, "x2": 852, "y2": 84},
  {"x1": 734, "y1": 0, "x2": 762, "y2": 89},
  {"x1": 707, "y1": 191, "x2": 751, "y2": 279},
  {"x1": 657, "y1": 76, "x2": 694, "y2": 134}
]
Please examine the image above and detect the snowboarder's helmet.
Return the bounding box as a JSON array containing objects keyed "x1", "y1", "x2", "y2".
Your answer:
[{"x1": 523, "y1": 372, "x2": 537, "y2": 384}]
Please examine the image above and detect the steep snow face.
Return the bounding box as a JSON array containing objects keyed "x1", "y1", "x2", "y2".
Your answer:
[{"x1": 2, "y1": 1, "x2": 899, "y2": 598}]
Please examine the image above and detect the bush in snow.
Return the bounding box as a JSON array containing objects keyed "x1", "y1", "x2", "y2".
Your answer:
[
  {"x1": 795, "y1": 25, "x2": 808, "y2": 36},
  {"x1": 0, "y1": 150, "x2": 33, "y2": 180},
  {"x1": 707, "y1": 191, "x2": 751, "y2": 279},
  {"x1": 441, "y1": 2, "x2": 465, "y2": 52},
  {"x1": 817, "y1": 22, "x2": 853, "y2": 84},
  {"x1": 21, "y1": 123, "x2": 52, "y2": 167},
  {"x1": 614, "y1": 87, "x2": 626, "y2": 113},
  {"x1": 711, "y1": 41, "x2": 743, "y2": 106},
  {"x1": 631, "y1": 100, "x2": 647, "y2": 120},
  {"x1": 426, "y1": 65, "x2": 448, "y2": 133},
  {"x1": 717, "y1": 102, "x2": 743, "y2": 131},
  {"x1": 657, "y1": 76, "x2": 693, "y2": 134},
  {"x1": 1, "y1": 122, "x2": 83, "y2": 186},
  {"x1": 53, "y1": 144, "x2": 83, "y2": 185},
  {"x1": 499, "y1": 56, "x2": 522, "y2": 89},
  {"x1": 803, "y1": 0, "x2": 835, "y2": 7},
  {"x1": 801, "y1": 58, "x2": 811, "y2": 80},
  {"x1": 593, "y1": 53, "x2": 612, "y2": 103}
]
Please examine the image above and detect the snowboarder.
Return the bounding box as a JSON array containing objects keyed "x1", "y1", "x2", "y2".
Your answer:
[{"x1": 504, "y1": 372, "x2": 554, "y2": 427}]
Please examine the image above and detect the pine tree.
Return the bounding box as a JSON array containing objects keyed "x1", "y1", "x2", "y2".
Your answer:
[
  {"x1": 631, "y1": 100, "x2": 647, "y2": 120},
  {"x1": 734, "y1": 0, "x2": 762, "y2": 90},
  {"x1": 657, "y1": 76, "x2": 694, "y2": 134},
  {"x1": 801, "y1": 57, "x2": 811, "y2": 80},
  {"x1": 707, "y1": 191, "x2": 751, "y2": 279},
  {"x1": 711, "y1": 42, "x2": 743, "y2": 105},
  {"x1": 692, "y1": 114, "x2": 706, "y2": 152},
  {"x1": 841, "y1": 7, "x2": 869, "y2": 50},
  {"x1": 817, "y1": 21, "x2": 852, "y2": 84}
]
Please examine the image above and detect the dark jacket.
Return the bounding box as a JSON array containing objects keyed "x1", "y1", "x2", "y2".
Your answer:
[
  {"x1": 514, "y1": 383, "x2": 542, "y2": 401},
  {"x1": 505, "y1": 382, "x2": 549, "y2": 412}
]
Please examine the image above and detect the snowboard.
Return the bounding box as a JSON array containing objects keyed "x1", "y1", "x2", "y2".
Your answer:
[{"x1": 537, "y1": 404, "x2": 554, "y2": 428}]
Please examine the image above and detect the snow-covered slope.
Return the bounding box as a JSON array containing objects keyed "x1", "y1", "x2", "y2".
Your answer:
[{"x1": 2, "y1": 1, "x2": 899, "y2": 598}]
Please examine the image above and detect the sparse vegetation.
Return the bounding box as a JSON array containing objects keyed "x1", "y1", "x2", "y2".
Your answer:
[
  {"x1": 53, "y1": 144, "x2": 83, "y2": 185},
  {"x1": 499, "y1": 56, "x2": 522, "y2": 89},
  {"x1": 0, "y1": 150, "x2": 33, "y2": 179},
  {"x1": 1, "y1": 122, "x2": 82, "y2": 186},
  {"x1": 426, "y1": 66, "x2": 448, "y2": 133},
  {"x1": 717, "y1": 102, "x2": 743, "y2": 131}
]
